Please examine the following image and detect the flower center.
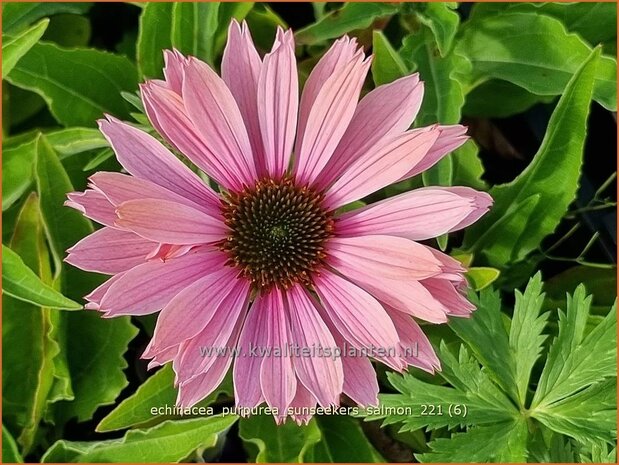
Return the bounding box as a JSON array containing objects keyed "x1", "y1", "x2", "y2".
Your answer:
[{"x1": 220, "y1": 177, "x2": 334, "y2": 290}]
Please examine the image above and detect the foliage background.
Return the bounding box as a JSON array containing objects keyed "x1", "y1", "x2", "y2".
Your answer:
[{"x1": 2, "y1": 1, "x2": 617, "y2": 463}]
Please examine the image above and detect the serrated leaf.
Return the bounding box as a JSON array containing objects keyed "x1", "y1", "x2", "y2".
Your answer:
[
  {"x1": 6, "y1": 42, "x2": 138, "y2": 126},
  {"x1": 417, "y1": 419, "x2": 528, "y2": 463},
  {"x1": 532, "y1": 290, "x2": 616, "y2": 409},
  {"x1": 2, "y1": 426, "x2": 23, "y2": 463},
  {"x1": 366, "y1": 344, "x2": 517, "y2": 431},
  {"x1": 307, "y1": 416, "x2": 383, "y2": 462},
  {"x1": 371, "y1": 31, "x2": 407, "y2": 86},
  {"x1": 42, "y1": 416, "x2": 237, "y2": 463},
  {"x1": 2, "y1": 245, "x2": 81, "y2": 310},
  {"x1": 97, "y1": 365, "x2": 233, "y2": 433},
  {"x1": 509, "y1": 273, "x2": 549, "y2": 406},
  {"x1": 239, "y1": 415, "x2": 321, "y2": 462},
  {"x1": 2, "y1": 19, "x2": 49, "y2": 78},
  {"x1": 533, "y1": 379, "x2": 616, "y2": 444},
  {"x1": 464, "y1": 48, "x2": 600, "y2": 266},
  {"x1": 448, "y1": 289, "x2": 518, "y2": 403},
  {"x1": 458, "y1": 13, "x2": 616, "y2": 110},
  {"x1": 295, "y1": 2, "x2": 399, "y2": 45}
]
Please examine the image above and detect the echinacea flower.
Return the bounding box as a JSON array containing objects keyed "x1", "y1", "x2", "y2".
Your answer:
[{"x1": 65, "y1": 21, "x2": 492, "y2": 424}]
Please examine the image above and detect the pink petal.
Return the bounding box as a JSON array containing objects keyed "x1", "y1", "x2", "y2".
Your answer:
[
  {"x1": 144, "y1": 343, "x2": 180, "y2": 370},
  {"x1": 141, "y1": 82, "x2": 245, "y2": 191},
  {"x1": 257, "y1": 28, "x2": 298, "y2": 178},
  {"x1": 259, "y1": 288, "x2": 297, "y2": 418},
  {"x1": 399, "y1": 125, "x2": 469, "y2": 180},
  {"x1": 316, "y1": 73, "x2": 424, "y2": 188},
  {"x1": 84, "y1": 273, "x2": 124, "y2": 309},
  {"x1": 337, "y1": 187, "x2": 492, "y2": 241},
  {"x1": 145, "y1": 267, "x2": 246, "y2": 358},
  {"x1": 324, "y1": 127, "x2": 441, "y2": 209},
  {"x1": 182, "y1": 57, "x2": 257, "y2": 187},
  {"x1": 326, "y1": 258, "x2": 450, "y2": 323},
  {"x1": 287, "y1": 284, "x2": 344, "y2": 407},
  {"x1": 115, "y1": 198, "x2": 226, "y2": 245},
  {"x1": 313, "y1": 270, "x2": 401, "y2": 367},
  {"x1": 234, "y1": 297, "x2": 269, "y2": 409},
  {"x1": 163, "y1": 49, "x2": 188, "y2": 95},
  {"x1": 288, "y1": 382, "x2": 317, "y2": 425},
  {"x1": 98, "y1": 116, "x2": 219, "y2": 209},
  {"x1": 176, "y1": 311, "x2": 245, "y2": 408},
  {"x1": 221, "y1": 20, "x2": 265, "y2": 175},
  {"x1": 328, "y1": 235, "x2": 442, "y2": 280},
  {"x1": 65, "y1": 227, "x2": 155, "y2": 274},
  {"x1": 89, "y1": 172, "x2": 220, "y2": 218},
  {"x1": 65, "y1": 190, "x2": 116, "y2": 227},
  {"x1": 174, "y1": 277, "x2": 250, "y2": 383},
  {"x1": 422, "y1": 278, "x2": 475, "y2": 317},
  {"x1": 324, "y1": 320, "x2": 378, "y2": 407},
  {"x1": 386, "y1": 307, "x2": 441, "y2": 373},
  {"x1": 97, "y1": 247, "x2": 226, "y2": 316},
  {"x1": 296, "y1": 36, "x2": 359, "y2": 148},
  {"x1": 294, "y1": 51, "x2": 370, "y2": 186}
]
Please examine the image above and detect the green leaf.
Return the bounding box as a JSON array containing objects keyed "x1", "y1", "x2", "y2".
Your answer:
[
  {"x1": 239, "y1": 415, "x2": 321, "y2": 462},
  {"x1": 544, "y1": 266, "x2": 617, "y2": 311},
  {"x1": 417, "y1": 419, "x2": 528, "y2": 463},
  {"x1": 307, "y1": 416, "x2": 383, "y2": 462},
  {"x1": 469, "y1": 2, "x2": 617, "y2": 48},
  {"x1": 2, "y1": 2, "x2": 91, "y2": 34},
  {"x1": 97, "y1": 365, "x2": 233, "y2": 432},
  {"x1": 448, "y1": 289, "x2": 519, "y2": 404},
  {"x1": 508, "y1": 273, "x2": 549, "y2": 406},
  {"x1": 34, "y1": 134, "x2": 94, "y2": 278},
  {"x1": 2, "y1": 426, "x2": 23, "y2": 463},
  {"x1": 2, "y1": 18, "x2": 49, "y2": 78},
  {"x1": 51, "y1": 311, "x2": 138, "y2": 424},
  {"x1": 532, "y1": 288, "x2": 616, "y2": 409},
  {"x1": 6, "y1": 41, "x2": 138, "y2": 126},
  {"x1": 450, "y1": 140, "x2": 487, "y2": 191},
  {"x1": 42, "y1": 416, "x2": 237, "y2": 463},
  {"x1": 136, "y1": 2, "x2": 174, "y2": 79},
  {"x1": 366, "y1": 344, "x2": 517, "y2": 431},
  {"x1": 412, "y1": 2, "x2": 459, "y2": 56},
  {"x1": 463, "y1": 48, "x2": 600, "y2": 266},
  {"x1": 2, "y1": 140, "x2": 37, "y2": 212},
  {"x1": 295, "y1": 3, "x2": 399, "y2": 45},
  {"x1": 2, "y1": 194, "x2": 63, "y2": 453},
  {"x1": 463, "y1": 79, "x2": 555, "y2": 118},
  {"x1": 466, "y1": 267, "x2": 500, "y2": 291},
  {"x1": 579, "y1": 440, "x2": 617, "y2": 463},
  {"x1": 213, "y1": 3, "x2": 255, "y2": 53},
  {"x1": 171, "y1": 2, "x2": 220, "y2": 65},
  {"x1": 2, "y1": 128, "x2": 108, "y2": 212},
  {"x1": 533, "y1": 379, "x2": 616, "y2": 444},
  {"x1": 2, "y1": 245, "x2": 81, "y2": 310},
  {"x1": 401, "y1": 31, "x2": 470, "y2": 126},
  {"x1": 371, "y1": 31, "x2": 407, "y2": 86},
  {"x1": 458, "y1": 13, "x2": 616, "y2": 110}
]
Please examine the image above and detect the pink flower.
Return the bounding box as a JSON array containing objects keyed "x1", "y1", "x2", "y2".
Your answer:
[{"x1": 65, "y1": 21, "x2": 492, "y2": 424}]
